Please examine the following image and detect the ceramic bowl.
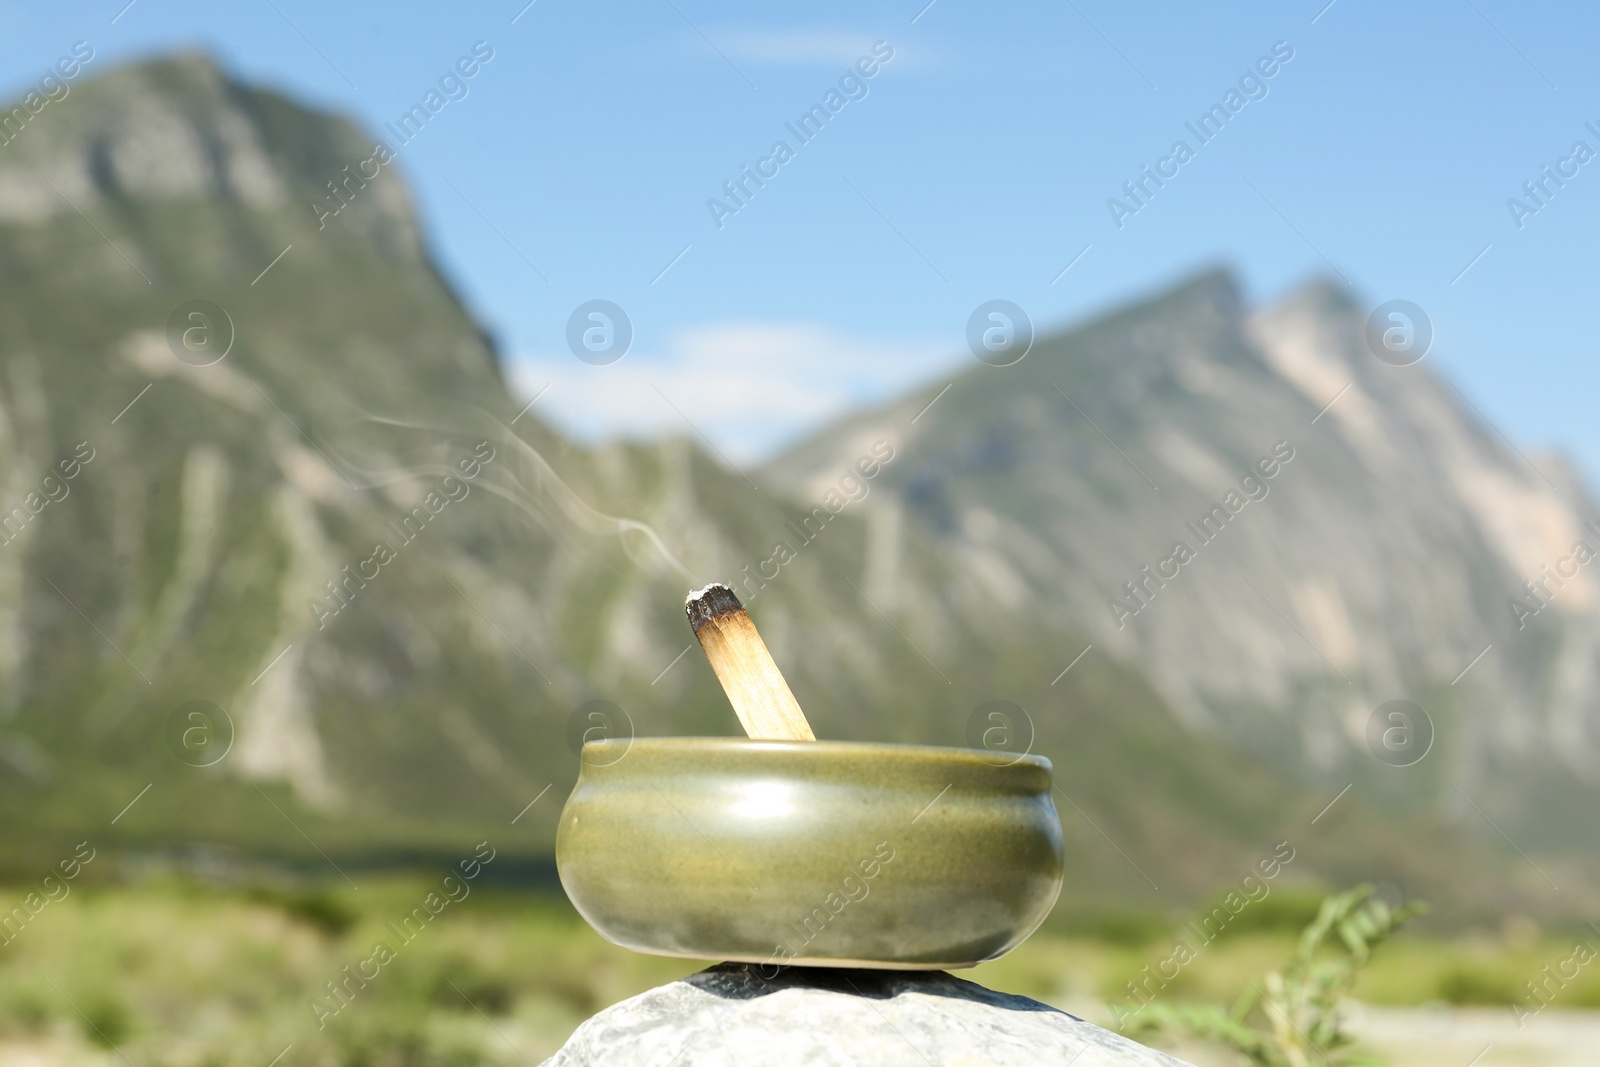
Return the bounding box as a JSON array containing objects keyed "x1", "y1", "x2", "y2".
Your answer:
[{"x1": 555, "y1": 737, "x2": 1064, "y2": 969}]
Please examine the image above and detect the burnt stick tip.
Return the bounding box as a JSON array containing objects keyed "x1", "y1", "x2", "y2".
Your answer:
[{"x1": 685, "y1": 582, "x2": 744, "y2": 634}]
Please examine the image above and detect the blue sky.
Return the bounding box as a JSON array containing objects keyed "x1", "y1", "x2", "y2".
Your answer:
[{"x1": 3, "y1": 0, "x2": 1597, "y2": 472}]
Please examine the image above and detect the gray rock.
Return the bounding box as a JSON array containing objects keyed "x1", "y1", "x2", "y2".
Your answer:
[{"x1": 541, "y1": 963, "x2": 1195, "y2": 1066}]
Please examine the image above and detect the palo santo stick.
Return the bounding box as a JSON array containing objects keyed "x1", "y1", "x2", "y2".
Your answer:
[{"x1": 685, "y1": 583, "x2": 816, "y2": 741}]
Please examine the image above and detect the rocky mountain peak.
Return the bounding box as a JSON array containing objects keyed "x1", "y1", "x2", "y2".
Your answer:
[{"x1": 0, "y1": 51, "x2": 421, "y2": 262}]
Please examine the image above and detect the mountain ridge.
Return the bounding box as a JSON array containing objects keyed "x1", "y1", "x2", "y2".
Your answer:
[{"x1": 766, "y1": 252, "x2": 1600, "y2": 872}]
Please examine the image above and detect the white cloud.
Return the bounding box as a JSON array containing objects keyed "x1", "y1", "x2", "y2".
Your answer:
[
  {"x1": 506, "y1": 322, "x2": 958, "y2": 464},
  {"x1": 706, "y1": 28, "x2": 940, "y2": 70},
  {"x1": 714, "y1": 29, "x2": 881, "y2": 67}
]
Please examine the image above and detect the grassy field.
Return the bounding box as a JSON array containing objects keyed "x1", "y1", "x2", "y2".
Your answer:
[{"x1": 1, "y1": 874, "x2": 1596, "y2": 1066}]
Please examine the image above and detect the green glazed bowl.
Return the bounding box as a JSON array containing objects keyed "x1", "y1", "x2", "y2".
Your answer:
[{"x1": 555, "y1": 737, "x2": 1064, "y2": 969}]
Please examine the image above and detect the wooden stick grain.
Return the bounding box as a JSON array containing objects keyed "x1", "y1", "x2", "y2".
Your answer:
[{"x1": 685, "y1": 584, "x2": 815, "y2": 741}]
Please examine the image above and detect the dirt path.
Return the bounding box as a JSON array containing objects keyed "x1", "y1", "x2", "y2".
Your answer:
[
  {"x1": 1343, "y1": 1003, "x2": 1597, "y2": 1067},
  {"x1": 1061, "y1": 1000, "x2": 1600, "y2": 1065}
]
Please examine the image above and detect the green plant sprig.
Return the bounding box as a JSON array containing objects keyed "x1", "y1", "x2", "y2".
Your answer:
[{"x1": 1117, "y1": 884, "x2": 1427, "y2": 1066}]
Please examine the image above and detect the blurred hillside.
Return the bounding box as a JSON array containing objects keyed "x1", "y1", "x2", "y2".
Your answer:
[{"x1": 0, "y1": 53, "x2": 1590, "y2": 924}]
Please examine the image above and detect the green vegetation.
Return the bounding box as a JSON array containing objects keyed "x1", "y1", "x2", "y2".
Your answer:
[
  {"x1": 0, "y1": 876, "x2": 697, "y2": 1067},
  {"x1": 1115, "y1": 886, "x2": 1424, "y2": 1065},
  {"x1": 1, "y1": 877, "x2": 1596, "y2": 1065}
]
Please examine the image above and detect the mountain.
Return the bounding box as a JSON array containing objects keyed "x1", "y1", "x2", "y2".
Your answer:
[
  {"x1": 0, "y1": 51, "x2": 988, "y2": 864},
  {"x1": 0, "y1": 53, "x2": 1586, "y2": 923},
  {"x1": 766, "y1": 269, "x2": 1600, "y2": 901}
]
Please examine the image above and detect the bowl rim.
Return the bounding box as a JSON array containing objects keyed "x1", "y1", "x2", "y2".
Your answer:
[{"x1": 578, "y1": 735, "x2": 1052, "y2": 773}]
